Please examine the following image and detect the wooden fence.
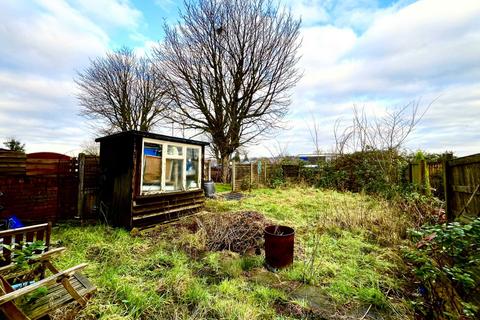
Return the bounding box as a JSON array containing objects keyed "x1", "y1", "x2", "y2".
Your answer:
[
  {"x1": 231, "y1": 161, "x2": 269, "y2": 191},
  {"x1": 409, "y1": 153, "x2": 480, "y2": 219},
  {"x1": 0, "y1": 151, "x2": 26, "y2": 176},
  {"x1": 77, "y1": 154, "x2": 101, "y2": 220},
  {"x1": 0, "y1": 151, "x2": 100, "y2": 224},
  {"x1": 444, "y1": 153, "x2": 480, "y2": 220},
  {"x1": 230, "y1": 161, "x2": 300, "y2": 192},
  {"x1": 409, "y1": 160, "x2": 445, "y2": 199}
]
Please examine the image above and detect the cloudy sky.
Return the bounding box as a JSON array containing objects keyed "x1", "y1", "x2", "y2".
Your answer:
[{"x1": 0, "y1": 0, "x2": 479, "y2": 157}]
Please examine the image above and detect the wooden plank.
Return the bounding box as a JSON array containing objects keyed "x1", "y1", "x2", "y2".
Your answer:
[
  {"x1": 35, "y1": 230, "x2": 44, "y2": 243},
  {"x1": 25, "y1": 232, "x2": 34, "y2": 243},
  {"x1": 23, "y1": 276, "x2": 85, "y2": 309},
  {"x1": 2, "y1": 236, "x2": 12, "y2": 265},
  {"x1": 442, "y1": 155, "x2": 453, "y2": 221},
  {"x1": 14, "y1": 234, "x2": 23, "y2": 251},
  {"x1": 133, "y1": 203, "x2": 203, "y2": 221},
  {"x1": 452, "y1": 185, "x2": 479, "y2": 193},
  {"x1": 0, "y1": 224, "x2": 49, "y2": 239},
  {"x1": 448, "y1": 153, "x2": 480, "y2": 167},
  {"x1": 25, "y1": 281, "x2": 94, "y2": 320},
  {"x1": 0, "y1": 263, "x2": 88, "y2": 305},
  {"x1": 132, "y1": 198, "x2": 205, "y2": 216},
  {"x1": 0, "y1": 248, "x2": 66, "y2": 276}
]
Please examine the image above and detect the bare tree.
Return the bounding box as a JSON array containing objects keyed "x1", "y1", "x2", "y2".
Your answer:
[
  {"x1": 76, "y1": 47, "x2": 169, "y2": 133},
  {"x1": 154, "y1": 0, "x2": 301, "y2": 181},
  {"x1": 80, "y1": 140, "x2": 100, "y2": 156},
  {"x1": 335, "y1": 100, "x2": 434, "y2": 153},
  {"x1": 333, "y1": 99, "x2": 434, "y2": 183},
  {"x1": 266, "y1": 139, "x2": 290, "y2": 163},
  {"x1": 307, "y1": 112, "x2": 322, "y2": 155}
]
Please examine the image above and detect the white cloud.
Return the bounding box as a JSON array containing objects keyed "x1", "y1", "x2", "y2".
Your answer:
[
  {"x1": 255, "y1": 0, "x2": 480, "y2": 157},
  {"x1": 0, "y1": 1, "x2": 108, "y2": 74},
  {"x1": 71, "y1": 0, "x2": 142, "y2": 29},
  {"x1": 0, "y1": 0, "x2": 112, "y2": 154},
  {"x1": 288, "y1": 0, "x2": 329, "y2": 25}
]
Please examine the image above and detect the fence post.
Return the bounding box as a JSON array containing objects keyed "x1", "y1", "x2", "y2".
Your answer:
[
  {"x1": 232, "y1": 161, "x2": 236, "y2": 192},
  {"x1": 264, "y1": 161, "x2": 267, "y2": 185},
  {"x1": 77, "y1": 153, "x2": 85, "y2": 220},
  {"x1": 207, "y1": 160, "x2": 211, "y2": 181},
  {"x1": 250, "y1": 162, "x2": 254, "y2": 191},
  {"x1": 442, "y1": 153, "x2": 453, "y2": 220}
]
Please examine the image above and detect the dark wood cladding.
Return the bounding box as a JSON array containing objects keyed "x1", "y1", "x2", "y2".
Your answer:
[
  {"x1": 98, "y1": 134, "x2": 135, "y2": 228},
  {"x1": 96, "y1": 131, "x2": 208, "y2": 230},
  {"x1": 132, "y1": 189, "x2": 204, "y2": 228}
]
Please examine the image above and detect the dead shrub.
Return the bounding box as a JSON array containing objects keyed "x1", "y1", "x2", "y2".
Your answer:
[{"x1": 195, "y1": 211, "x2": 271, "y2": 254}]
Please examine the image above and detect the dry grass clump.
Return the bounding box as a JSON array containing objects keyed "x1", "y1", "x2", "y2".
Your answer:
[{"x1": 195, "y1": 211, "x2": 271, "y2": 254}]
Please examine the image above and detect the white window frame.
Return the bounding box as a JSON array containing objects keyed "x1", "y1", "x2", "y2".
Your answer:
[{"x1": 140, "y1": 137, "x2": 202, "y2": 195}]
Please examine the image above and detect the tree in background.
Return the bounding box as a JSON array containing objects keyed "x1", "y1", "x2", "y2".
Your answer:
[
  {"x1": 242, "y1": 151, "x2": 249, "y2": 163},
  {"x1": 333, "y1": 100, "x2": 434, "y2": 185},
  {"x1": 80, "y1": 140, "x2": 100, "y2": 156},
  {"x1": 3, "y1": 138, "x2": 25, "y2": 152},
  {"x1": 232, "y1": 150, "x2": 241, "y2": 162},
  {"x1": 76, "y1": 47, "x2": 169, "y2": 134},
  {"x1": 154, "y1": 0, "x2": 301, "y2": 182}
]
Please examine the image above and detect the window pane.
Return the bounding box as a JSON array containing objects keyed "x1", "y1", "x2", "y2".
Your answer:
[
  {"x1": 167, "y1": 145, "x2": 183, "y2": 156},
  {"x1": 165, "y1": 159, "x2": 184, "y2": 191},
  {"x1": 143, "y1": 143, "x2": 162, "y2": 192},
  {"x1": 186, "y1": 148, "x2": 200, "y2": 189}
]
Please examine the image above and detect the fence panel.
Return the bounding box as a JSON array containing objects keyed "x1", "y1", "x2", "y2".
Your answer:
[
  {"x1": 0, "y1": 151, "x2": 26, "y2": 176},
  {"x1": 428, "y1": 161, "x2": 444, "y2": 199},
  {"x1": 409, "y1": 160, "x2": 445, "y2": 199},
  {"x1": 77, "y1": 154, "x2": 100, "y2": 220},
  {"x1": 282, "y1": 165, "x2": 300, "y2": 180},
  {"x1": 445, "y1": 153, "x2": 480, "y2": 219},
  {"x1": 0, "y1": 152, "x2": 79, "y2": 223},
  {"x1": 231, "y1": 161, "x2": 270, "y2": 192}
]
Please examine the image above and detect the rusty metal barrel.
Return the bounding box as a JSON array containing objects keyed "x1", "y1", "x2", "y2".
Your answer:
[{"x1": 264, "y1": 225, "x2": 295, "y2": 269}]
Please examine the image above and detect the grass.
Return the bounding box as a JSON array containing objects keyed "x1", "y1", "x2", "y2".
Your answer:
[
  {"x1": 214, "y1": 182, "x2": 232, "y2": 193},
  {"x1": 51, "y1": 186, "x2": 414, "y2": 319}
]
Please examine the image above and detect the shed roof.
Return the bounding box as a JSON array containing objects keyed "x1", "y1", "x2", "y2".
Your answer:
[{"x1": 95, "y1": 130, "x2": 210, "y2": 146}]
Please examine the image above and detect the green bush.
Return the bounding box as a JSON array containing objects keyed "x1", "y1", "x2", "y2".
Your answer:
[
  {"x1": 306, "y1": 150, "x2": 408, "y2": 198},
  {"x1": 404, "y1": 217, "x2": 480, "y2": 318},
  {"x1": 268, "y1": 165, "x2": 285, "y2": 188}
]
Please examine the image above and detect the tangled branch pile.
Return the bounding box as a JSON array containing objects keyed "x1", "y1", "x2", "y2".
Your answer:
[{"x1": 196, "y1": 211, "x2": 270, "y2": 254}]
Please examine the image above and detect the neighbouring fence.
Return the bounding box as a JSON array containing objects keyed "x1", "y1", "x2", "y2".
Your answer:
[
  {"x1": 231, "y1": 161, "x2": 270, "y2": 192},
  {"x1": 231, "y1": 161, "x2": 299, "y2": 192},
  {"x1": 444, "y1": 153, "x2": 480, "y2": 220},
  {"x1": 210, "y1": 166, "x2": 231, "y2": 183},
  {"x1": 408, "y1": 153, "x2": 480, "y2": 219},
  {"x1": 0, "y1": 151, "x2": 99, "y2": 224},
  {"x1": 408, "y1": 160, "x2": 445, "y2": 199},
  {"x1": 77, "y1": 154, "x2": 101, "y2": 220}
]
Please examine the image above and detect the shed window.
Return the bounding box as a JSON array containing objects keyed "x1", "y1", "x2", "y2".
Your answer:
[
  {"x1": 141, "y1": 139, "x2": 202, "y2": 194},
  {"x1": 186, "y1": 148, "x2": 200, "y2": 189},
  {"x1": 142, "y1": 143, "x2": 162, "y2": 192}
]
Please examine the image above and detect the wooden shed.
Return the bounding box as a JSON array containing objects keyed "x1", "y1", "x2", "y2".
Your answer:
[{"x1": 95, "y1": 131, "x2": 209, "y2": 229}]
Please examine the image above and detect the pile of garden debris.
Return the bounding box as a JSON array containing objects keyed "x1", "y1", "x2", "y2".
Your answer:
[{"x1": 195, "y1": 211, "x2": 270, "y2": 254}]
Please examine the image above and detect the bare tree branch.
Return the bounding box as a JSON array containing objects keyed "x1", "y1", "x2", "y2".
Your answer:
[
  {"x1": 153, "y1": 0, "x2": 301, "y2": 181},
  {"x1": 76, "y1": 47, "x2": 170, "y2": 133}
]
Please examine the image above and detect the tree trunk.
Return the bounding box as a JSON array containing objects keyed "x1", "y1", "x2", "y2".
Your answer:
[{"x1": 221, "y1": 156, "x2": 230, "y2": 183}]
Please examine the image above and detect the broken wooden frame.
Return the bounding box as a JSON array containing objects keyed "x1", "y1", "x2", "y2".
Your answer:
[{"x1": 0, "y1": 224, "x2": 95, "y2": 320}]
